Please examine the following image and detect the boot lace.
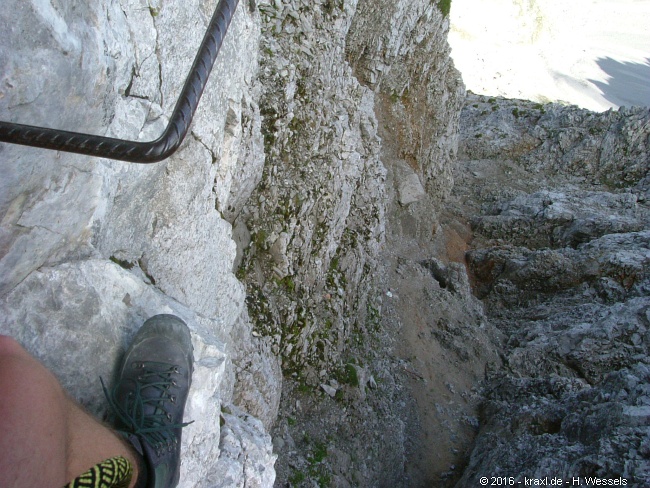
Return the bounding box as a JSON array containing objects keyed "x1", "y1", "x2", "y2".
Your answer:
[{"x1": 101, "y1": 360, "x2": 193, "y2": 455}]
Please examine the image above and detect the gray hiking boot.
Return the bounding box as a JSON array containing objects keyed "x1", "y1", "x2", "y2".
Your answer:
[{"x1": 102, "y1": 314, "x2": 194, "y2": 488}]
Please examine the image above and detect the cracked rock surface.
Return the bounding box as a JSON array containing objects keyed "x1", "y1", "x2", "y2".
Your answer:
[
  {"x1": 1, "y1": 0, "x2": 278, "y2": 485},
  {"x1": 453, "y1": 94, "x2": 650, "y2": 487}
]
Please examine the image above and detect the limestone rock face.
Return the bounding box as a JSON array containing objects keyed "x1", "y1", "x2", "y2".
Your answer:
[
  {"x1": 459, "y1": 95, "x2": 650, "y2": 189},
  {"x1": 455, "y1": 94, "x2": 650, "y2": 486},
  {"x1": 207, "y1": 404, "x2": 277, "y2": 488},
  {"x1": 347, "y1": 0, "x2": 465, "y2": 198},
  {"x1": 0, "y1": 0, "x2": 278, "y2": 485},
  {"x1": 472, "y1": 189, "x2": 645, "y2": 250},
  {"x1": 1, "y1": 0, "x2": 465, "y2": 484},
  {"x1": 10, "y1": 0, "x2": 647, "y2": 486},
  {"x1": 238, "y1": 0, "x2": 387, "y2": 376},
  {"x1": 238, "y1": 0, "x2": 464, "y2": 381}
]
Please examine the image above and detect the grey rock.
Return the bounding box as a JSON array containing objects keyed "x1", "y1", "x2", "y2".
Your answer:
[
  {"x1": 239, "y1": 0, "x2": 388, "y2": 374},
  {"x1": 473, "y1": 189, "x2": 646, "y2": 249},
  {"x1": 467, "y1": 230, "x2": 650, "y2": 303},
  {"x1": 347, "y1": 0, "x2": 465, "y2": 197},
  {"x1": 459, "y1": 94, "x2": 650, "y2": 188},
  {"x1": 394, "y1": 161, "x2": 427, "y2": 205},
  {"x1": 455, "y1": 94, "x2": 650, "y2": 487},
  {"x1": 230, "y1": 309, "x2": 282, "y2": 430},
  {"x1": 206, "y1": 404, "x2": 277, "y2": 488},
  {"x1": 321, "y1": 383, "x2": 337, "y2": 397},
  {"x1": 0, "y1": 0, "x2": 278, "y2": 485}
]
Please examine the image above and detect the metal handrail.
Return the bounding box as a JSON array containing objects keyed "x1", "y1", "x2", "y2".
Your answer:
[{"x1": 0, "y1": 0, "x2": 239, "y2": 163}]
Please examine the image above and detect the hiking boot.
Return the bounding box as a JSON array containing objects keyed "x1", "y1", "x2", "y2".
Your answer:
[{"x1": 102, "y1": 314, "x2": 194, "y2": 488}]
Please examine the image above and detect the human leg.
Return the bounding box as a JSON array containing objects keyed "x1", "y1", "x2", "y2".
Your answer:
[
  {"x1": 0, "y1": 335, "x2": 140, "y2": 488},
  {"x1": 0, "y1": 313, "x2": 193, "y2": 488}
]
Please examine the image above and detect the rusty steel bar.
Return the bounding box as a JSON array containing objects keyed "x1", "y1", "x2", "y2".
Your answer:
[{"x1": 0, "y1": 0, "x2": 239, "y2": 163}]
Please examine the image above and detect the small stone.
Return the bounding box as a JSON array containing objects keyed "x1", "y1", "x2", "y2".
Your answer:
[
  {"x1": 397, "y1": 172, "x2": 426, "y2": 205},
  {"x1": 321, "y1": 383, "x2": 337, "y2": 397},
  {"x1": 273, "y1": 436, "x2": 285, "y2": 451}
]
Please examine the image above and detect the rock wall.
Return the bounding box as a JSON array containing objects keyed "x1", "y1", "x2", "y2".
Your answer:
[
  {"x1": 11, "y1": 0, "x2": 641, "y2": 486},
  {"x1": 235, "y1": 0, "x2": 469, "y2": 485},
  {"x1": 454, "y1": 94, "x2": 650, "y2": 486},
  {"x1": 237, "y1": 0, "x2": 385, "y2": 378},
  {"x1": 237, "y1": 0, "x2": 463, "y2": 377},
  {"x1": 0, "y1": 0, "x2": 278, "y2": 485},
  {"x1": 347, "y1": 0, "x2": 463, "y2": 198},
  {"x1": 1, "y1": 0, "x2": 466, "y2": 485}
]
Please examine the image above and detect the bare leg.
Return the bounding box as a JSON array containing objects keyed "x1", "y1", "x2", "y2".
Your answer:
[{"x1": 0, "y1": 335, "x2": 140, "y2": 488}]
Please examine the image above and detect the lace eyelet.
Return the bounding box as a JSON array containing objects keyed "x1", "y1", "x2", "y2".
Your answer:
[{"x1": 170, "y1": 395, "x2": 177, "y2": 404}]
